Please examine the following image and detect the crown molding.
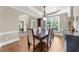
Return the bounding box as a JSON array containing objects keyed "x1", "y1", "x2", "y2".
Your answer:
[{"x1": 9, "y1": 6, "x2": 43, "y2": 18}]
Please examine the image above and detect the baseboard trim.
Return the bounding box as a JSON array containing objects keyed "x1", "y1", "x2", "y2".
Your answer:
[{"x1": 0, "y1": 38, "x2": 19, "y2": 47}]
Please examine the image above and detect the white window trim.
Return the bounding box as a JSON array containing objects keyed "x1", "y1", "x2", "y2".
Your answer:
[
  {"x1": 46, "y1": 16, "x2": 60, "y2": 32},
  {"x1": 57, "y1": 16, "x2": 60, "y2": 32}
]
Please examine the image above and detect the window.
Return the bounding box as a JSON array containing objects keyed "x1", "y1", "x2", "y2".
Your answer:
[
  {"x1": 46, "y1": 19, "x2": 51, "y2": 28},
  {"x1": 31, "y1": 20, "x2": 36, "y2": 28},
  {"x1": 45, "y1": 16, "x2": 60, "y2": 32}
]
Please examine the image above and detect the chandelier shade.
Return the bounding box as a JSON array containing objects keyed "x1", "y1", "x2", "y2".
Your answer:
[{"x1": 43, "y1": 16, "x2": 47, "y2": 20}]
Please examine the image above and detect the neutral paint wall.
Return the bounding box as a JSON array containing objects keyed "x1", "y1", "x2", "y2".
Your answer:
[
  {"x1": 0, "y1": 6, "x2": 36, "y2": 33},
  {"x1": 73, "y1": 7, "x2": 79, "y2": 17},
  {"x1": 59, "y1": 13, "x2": 68, "y2": 34},
  {"x1": 0, "y1": 7, "x2": 2, "y2": 38},
  {"x1": 72, "y1": 7, "x2": 79, "y2": 31},
  {"x1": 0, "y1": 7, "x2": 24, "y2": 33},
  {"x1": 0, "y1": 6, "x2": 36, "y2": 41}
]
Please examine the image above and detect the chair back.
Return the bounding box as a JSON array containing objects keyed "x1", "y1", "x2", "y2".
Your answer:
[
  {"x1": 27, "y1": 28, "x2": 33, "y2": 44},
  {"x1": 48, "y1": 29, "x2": 51, "y2": 41},
  {"x1": 51, "y1": 28, "x2": 54, "y2": 39},
  {"x1": 48, "y1": 28, "x2": 54, "y2": 40},
  {"x1": 48, "y1": 28, "x2": 54, "y2": 47}
]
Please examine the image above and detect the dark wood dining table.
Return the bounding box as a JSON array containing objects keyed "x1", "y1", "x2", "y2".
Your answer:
[{"x1": 33, "y1": 27, "x2": 49, "y2": 51}]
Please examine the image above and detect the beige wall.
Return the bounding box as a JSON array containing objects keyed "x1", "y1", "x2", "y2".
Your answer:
[
  {"x1": 0, "y1": 6, "x2": 36, "y2": 33},
  {"x1": 59, "y1": 13, "x2": 68, "y2": 33},
  {"x1": 69, "y1": 7, "x2": 79, "y2": 31},
  {"x1": 0, "y1": 6, "x2": 24, "y2": 32},
  {"x1": 0, "y1": 6, "x2": 36, "y2": 41},
  {"x1": 0, "y1": 7, "x2": 2, "y2": 32},
  {"x1": 0, "y1": 6, "x2": 24, "y2": 40}
]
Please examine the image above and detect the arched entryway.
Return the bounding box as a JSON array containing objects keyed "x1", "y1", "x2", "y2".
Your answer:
[{"x1": 19, "y1": 14, "x2": 29, "y2": 32}]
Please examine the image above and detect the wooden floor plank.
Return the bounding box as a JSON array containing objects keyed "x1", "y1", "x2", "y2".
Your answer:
[{"x1": 0, "y1": 35, "x2": 65, "y2": 52}]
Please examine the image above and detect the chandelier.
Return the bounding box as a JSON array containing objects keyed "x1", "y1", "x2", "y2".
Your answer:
[{"x1": 43, "y1": 6, "x2": 47, "y2": 21}]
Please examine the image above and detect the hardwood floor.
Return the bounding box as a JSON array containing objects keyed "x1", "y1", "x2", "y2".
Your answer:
[
  {"x1": 49, "y1": 35, "x2": 65, "y2": 52},
  {"x1": 0, "y1": 35, "x2": 65, "y2": 52}
]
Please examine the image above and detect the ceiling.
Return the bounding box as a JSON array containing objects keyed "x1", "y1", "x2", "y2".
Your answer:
[
  {"x1": 34, "y1": 6, "x2": 69, "y2": 13},
  {"x1": 33, "y1": 6, "x2": 44, "y2": 12},
  {"x1": 10, "y1": 6, "x2": 70, "y2": 18}
]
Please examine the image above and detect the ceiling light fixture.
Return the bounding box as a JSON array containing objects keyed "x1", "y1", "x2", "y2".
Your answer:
[{"x1": 43, "y1": 6, "x2": 47, "y2": 21}]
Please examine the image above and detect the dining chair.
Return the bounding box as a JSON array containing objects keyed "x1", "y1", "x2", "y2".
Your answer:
[
  {"x1": 27, "y1": 28, "x2": 35, "y2": 51},
  {"x1": 43, "y1": 28, "x2": 54, "y2": 51},
  {"x1": 27, "y1": 28, "x2": 39, "y2": 52},
  {"x1": 45, "y1": 28, "x2": 54, "y2": 44},
  {"x1": 49, "y1": 28, "x2": 54, "y2": 47}
]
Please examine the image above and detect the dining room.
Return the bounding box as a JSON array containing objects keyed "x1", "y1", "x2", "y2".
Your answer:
[{"x1": 0, "y1": 6, "x2": 79, "y2": 52}]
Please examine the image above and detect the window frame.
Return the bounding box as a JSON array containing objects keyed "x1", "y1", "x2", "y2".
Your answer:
[
  {"x1": 46, "y1": 16, "x2": 60, "y2": 32},
  {"x1": 31, "y1": 20, "x2": 36, "y2": 28}
]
